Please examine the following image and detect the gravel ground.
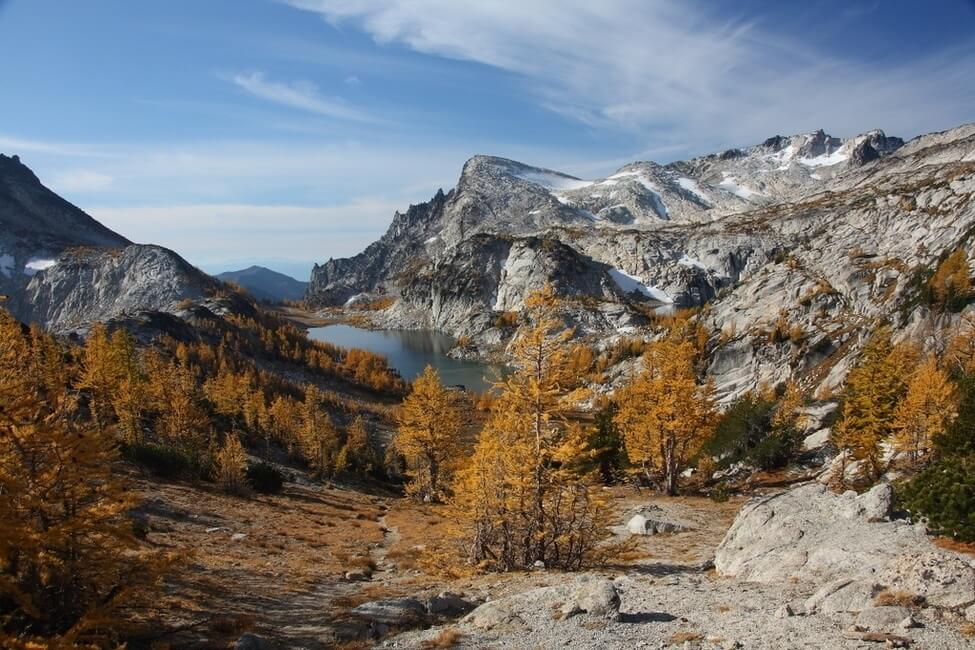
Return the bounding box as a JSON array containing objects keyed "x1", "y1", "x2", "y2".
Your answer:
[{"x1": 387, "y1": 570, "x2": 973, "y2": 649}]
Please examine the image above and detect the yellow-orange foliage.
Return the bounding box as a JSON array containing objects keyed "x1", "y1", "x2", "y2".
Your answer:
[
  {"x1": 450, "y1": 285, "x2": 609, "y2": 571},
  {"x1": 0, "y1": 309, "x2": 169, "y2": 648},
  {"x1": 928, "y1": 248, "x2": 972, "y2": 311},
  {"x1": 337, "y1": 414, "x2": 376, "y2": 475},
  {"x1": 298, "y1": 385, "x2": 340, "y2": 476},
  {"x1": 394, "y1": 365, "x2": 464, "y2": 501},
  {"x1": 216, "y1": 433, "x2": 249, "y2": 494},
  {"x1": 892, "y1": 357, "x2": 958, "y2": 469},
  {"x1": 615, "y1": 333, "x2": 716, "y2": 495},
  {"x1": 833, "y1": 327, "x2": 917, "y2": 480}
]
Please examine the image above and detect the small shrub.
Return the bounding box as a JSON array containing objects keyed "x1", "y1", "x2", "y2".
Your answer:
[
  {"x1": 247, "y1": 461, "x2": 285, "y2": 494},
  {"x1": 123, "y1": 441, "x2": 196, "y2": 478},
  {"x1": 493, "y1": 310, "x2": 519, "y2": 328},
  {"x1": 897, "y1": 455, "x2": 975, "y2": 541},
  {"x1": 709, "y1": 485, "x2": 730, "y2": 502},
  {"x1": 668, "y1": 631, "x2": 702, "y2": 644}
]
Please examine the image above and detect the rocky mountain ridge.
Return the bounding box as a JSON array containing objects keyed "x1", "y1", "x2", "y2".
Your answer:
[{"x1": 306, "y1": 123, "x2": 975, "y2": 399}]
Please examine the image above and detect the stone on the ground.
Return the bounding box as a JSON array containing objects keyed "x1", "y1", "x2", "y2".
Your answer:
[
  {"x1": 877, "y1": 552, "x2": 975, "y2": 609},
  {"x1": 427, "y1": 592, "x2": 476, "y2": 617},
  {"x1": 626, "y1": 513, "x2": 688, "y2": 535},
  {"x1": 344, "y1": 569, "x2": 371, "y2": 582},
  {"x1": 561, "y1": 575, "x2": 620, "y2": 619},
  {"x1": 464, "y1": 574, "x2": 621, "y2": 630},
  {"x1": 351, "y1": 597, "x2": 427, "y2": 625},
  {"x1": 802, "y1": 428, "x2": 831, "y2": 451},
  {"x1": 774, "y1": 604, "x2": 795, "y2": 618},
  {"x1": 855, "y1": 606, "x2": 912, "y2": 631},
  {"x1": 805, "y1": 579, "x2": 880, "y2": 614}
]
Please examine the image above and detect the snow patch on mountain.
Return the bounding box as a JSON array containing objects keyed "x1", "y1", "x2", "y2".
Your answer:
[
  {"x1": 677, "y1": 177, "x2": 711, "y2": 204},
  {"x1": 718, "y1": 174, "x2": 764, "y2": 199},
  {"x1": 608, "y1": 268, "x2": 673, "y2": 303},
  {"x1": 23, "y1": 258, "x2": 57, "y2": 276},
  {"x1": 514, "y1": 169, "x2": 591, "y2": 191},
  {"x1": 799, "y1": 149, "x2": 849, "y2": 168}
]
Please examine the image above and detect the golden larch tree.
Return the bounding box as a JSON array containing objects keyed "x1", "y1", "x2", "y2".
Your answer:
[
  {"x1": 298, "y1": 385, "x2": 340, "y2": 477},
  {"x1": 337, "y1": 414, "x2": 376, "y2": 475},
  {"x1": 216, "y1": 432, "x2": 249, "y2": 494},
  {"x1": 892, "y1": 357, "x2": 959, "y2": 469},
  {"x1": 928, "y1": 248, "x2": 972, "y2": 311},
  {"x1": 450, "y1": 285, "x2": 609, "y2": 570},
  {"x1": 615, "y1": 334, "x2": 716, "y2": 495},
  {"x1": 0, "y1": 309, "x2": 170, "y2": 647},
  {"x1": 394, "y1": 365, "x2": 465, "y2": 501},
  {"x1": 833, "y1": 327, "x2": 917, "y2": 480}
]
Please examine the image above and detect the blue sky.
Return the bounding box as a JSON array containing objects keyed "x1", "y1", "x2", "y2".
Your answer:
[{"x1": 1, "y1": 0, "x2": 973, "y2": 280}]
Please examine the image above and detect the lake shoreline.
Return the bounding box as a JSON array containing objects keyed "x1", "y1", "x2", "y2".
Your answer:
[{"x1": 307, "y1": 323, "x2": 505, "y2": 394}]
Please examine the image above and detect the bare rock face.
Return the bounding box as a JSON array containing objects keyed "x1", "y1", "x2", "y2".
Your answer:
[
  {"x1": 718, "y1": 481, "x2": 975, "y2": 623},
  {"x1": 304, "y1": 123, "x2": 975, "y2": 399},
  {"x1": 715, "y1": 483, "x2": 922, "y2": 584},
  {"x1": 877, "y1": 553, "x2": 975, "y2": 609},
  {"x1": 0, "y1": 153, "x2": 130, "y2": 302},
  {"x1": 13, "y1": 244, "x2": 219, "y2": 333}
]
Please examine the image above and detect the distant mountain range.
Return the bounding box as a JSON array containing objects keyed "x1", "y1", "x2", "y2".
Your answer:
[{"x1": 216, "y1": 265, "x2": 308, "y2": 303}]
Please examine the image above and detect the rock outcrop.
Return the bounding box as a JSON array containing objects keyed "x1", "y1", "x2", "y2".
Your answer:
[
  {"x1": 716, "y1": 482, "x2": 975, "y2": 617},
  {"x1": 463, "y1": 575, "x2": 621, "y2": 630},
  {"x1": 12, "y1": 244, "x2": 220, "y2": 334}
]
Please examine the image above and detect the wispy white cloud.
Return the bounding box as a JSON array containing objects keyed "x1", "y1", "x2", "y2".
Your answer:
[
  {"x1": 281, "y1": 0, "x2": 975, "y2": 147},
  {"x1": 230, "y1": 71, "x2": 376, "y2": 122},
  {"x1": 50, "y1": 169, "x2": 115, "y2": 192}
]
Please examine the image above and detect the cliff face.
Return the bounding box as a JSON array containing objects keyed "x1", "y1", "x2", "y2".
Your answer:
[
  {"x1": 0, "y1": 154, "x2": 226, "y2": 334},
  {"x1": 306, "y1": 123, "x2": 975, "y2": 397}
]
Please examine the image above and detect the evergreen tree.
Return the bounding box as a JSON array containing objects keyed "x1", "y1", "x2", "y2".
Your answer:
[
  {"x1": 928, "y1": 248, "x2": 972, "y2": 312},
  {"x1": 337, "y1": 414, "x2": 377, "y2": 475},
  {"x1": 394, "y1": 365, "x2": 464, "y2": 500},
  {"x1": 298, "y1": 386, "x2": 339, "y2": 477},
  {"x1": 216, "y1": 433, "x2": 249, "y2": 494}
]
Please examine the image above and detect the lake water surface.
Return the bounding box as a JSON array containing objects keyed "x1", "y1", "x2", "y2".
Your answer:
[{"x1": 307, "y1": 324, "x2": 504, "y2": 393}]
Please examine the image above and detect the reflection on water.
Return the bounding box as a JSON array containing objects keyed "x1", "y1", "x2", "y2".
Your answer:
[{"x1": 307, "y1": 324, "x2": 504, "y2": 393}]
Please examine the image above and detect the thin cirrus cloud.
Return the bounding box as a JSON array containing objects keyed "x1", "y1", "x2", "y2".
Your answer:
[
  {"x1": 230, "y1": 71, "x2": 377, "y2": 123},
  {"x1": 280, "y1": 0, "x2": 975, "y2": 148}
]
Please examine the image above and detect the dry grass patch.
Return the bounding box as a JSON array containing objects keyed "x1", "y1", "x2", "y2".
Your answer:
[
  {"x1": 874, "y1": 589, "x2": 925, "y2": 608},
  {"x1": 668, "y1": 630, "x2": 703, "y2": 645},
  {"x1": 133, "y1": 475, "x2": 388, "y2": 643},
  {"x1": 933, "y1": 536, "x2": 975, "y2": 557},
  {"x1": 420, "y1": 628, "x2": 464, "y2": 648}
]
